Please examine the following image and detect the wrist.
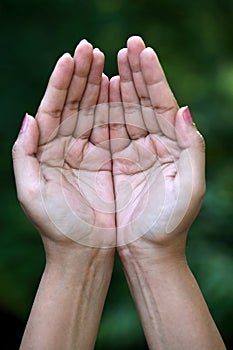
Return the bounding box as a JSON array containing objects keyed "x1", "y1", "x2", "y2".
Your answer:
[
  {"x1": 43, "y1": 246, "x2": 115, "y2": 298},
  {"x1": 42, "y1": 235, "x2": 115, "y2": 268},
  {"x1": 41, "y1": 239, "x2": 116, "y2": 294},
  {"x1": 117, "y1": 231, "x2": 187, "y2": 270}
]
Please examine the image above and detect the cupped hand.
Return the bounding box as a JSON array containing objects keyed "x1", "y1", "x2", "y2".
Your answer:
[
  {"x1": 13, "y1": 40, "x2": 116, "y2": 249},
  {"x1": 110, "y1": 36, "x2": 205, "y2": 248}
]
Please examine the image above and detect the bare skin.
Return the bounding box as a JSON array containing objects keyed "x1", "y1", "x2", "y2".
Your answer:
[{"x1": 12, "y1": 36, "x2": 226, "y2": 350}]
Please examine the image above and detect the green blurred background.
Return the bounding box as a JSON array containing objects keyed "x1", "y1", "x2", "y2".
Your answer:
[{"x1": 1, "y1": 0, "x2": 233, "y2": 348}]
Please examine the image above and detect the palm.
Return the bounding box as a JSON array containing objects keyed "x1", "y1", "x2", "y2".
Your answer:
[
  {"x1": 37, "y1": 134, "x2": 114, "y2": 248},
  {"x1": 114, "y1": 131, "x2": 194, "y2": 245}
]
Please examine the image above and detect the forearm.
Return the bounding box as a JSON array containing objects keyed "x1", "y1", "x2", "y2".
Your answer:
[
  {"x1": 119, "y1": 241, "x2": 226, "y2": 350},
  {"x1": 20, "y1": 244, "x2": 115, "y2": 350}
]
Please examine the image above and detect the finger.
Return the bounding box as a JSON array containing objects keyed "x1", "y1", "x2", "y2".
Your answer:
[
  {"x1": 127, "y1": 36, "x2": 148, "y2": 104},
  {"x1": 140, "y1": 47, "x2": 179, "y2": 139},
  {"x1": 59, "y1": 39, "x2": 93, "y2": 136},
  {"x1": 109, "y1": 75, "x2": 129, "y2": 153},
  {"x1": 12, "y1": 114, "x2": 40, "y2": 205},
  {"x1": 36, "y1": 53, "x2": 74, "y2": 145},
  {"x1": 127, "y1": 36, "x2": 161, "y2": 134},
  {"x1": 90, "y1": 73, "x2": 109, "y2": 146},
  {"x1": 175, "y1": 106, "x2": 206, "y2": 199},
  {"x1": 118, "y1": 48, "x2": 147, "y2": 140},
  {"x1": 73, "y1": 48, "x2": 105, "y2": 139}
]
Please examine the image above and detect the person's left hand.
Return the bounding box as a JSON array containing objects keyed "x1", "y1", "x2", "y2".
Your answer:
[{"x1": 109, "y1": 36, "x2": 205, "y2": 249}]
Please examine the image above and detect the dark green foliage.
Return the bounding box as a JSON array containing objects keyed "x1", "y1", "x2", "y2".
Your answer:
[{"x1": 0, "y1": 0, "x2": 232, "y2": 348}]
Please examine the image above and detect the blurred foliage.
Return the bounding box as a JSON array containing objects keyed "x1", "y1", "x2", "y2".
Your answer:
[{"x1": 0, "y1": 0, "x2": 233, "y2": 348}]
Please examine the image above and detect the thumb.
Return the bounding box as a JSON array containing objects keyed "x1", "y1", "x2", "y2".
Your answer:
[
  {"x1": 175, "y1": 106, "x2": 206, "y2": 201},
  {"x1": 12, "y1": 113, "x2": 40, "y2": 205},
  {"x1": 164, "y1": 107, "x2": 206, "y2": 234},
  {"x1": 175, "y1": 106, "x2": 205, "y2": 152}
]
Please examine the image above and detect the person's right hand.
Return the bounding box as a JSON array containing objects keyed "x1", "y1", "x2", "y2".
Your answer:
[{"x1": 13, "y1": 40, "x2": 116, "y2": 250}]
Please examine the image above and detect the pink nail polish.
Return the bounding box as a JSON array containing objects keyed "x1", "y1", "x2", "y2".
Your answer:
[
  {"x1": 183, "y1": 106, "x2": 193, "y2": 124},
  {"x1": 20, "y1": 114, "x2": 29, "y2": 133}
]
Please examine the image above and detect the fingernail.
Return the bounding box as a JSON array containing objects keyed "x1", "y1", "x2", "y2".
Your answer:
[
  {"x1": 20, "y1": 113, "x2": 29, "y2": 133},
  {"x1": 183, "y1": 106, "x2": 194, "y2": 125}
]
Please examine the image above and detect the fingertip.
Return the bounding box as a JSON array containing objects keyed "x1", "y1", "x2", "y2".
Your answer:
[
  {"x1": 13, "y1": 113, "x2": 38, "y2": 155},
  {"x1": 139, "y1": 47, "x2": 158, "y2": 77},
  {"x1": 110, "y1": 75, "x2": 120, "y2": 90},
  {"x1": 18, "y1": 113, "x2": 35, "y2": 136},
  {"x1": 60, "y1": 52, "x2": 72, "y2": 60},
  {"x1": 98, "y1": 74, "x2": 109, "y2": 104},
  {"x1": 140, "y1": 47, "x2": 156, "y2": 61},
  {"x1": 127, "y1": 36, "x2": 146, "y2": 71},
  {"x1": 22, "y1": 114, "x2": 39, "y2": 153},
  {"x1": 93, "y1": 47, "x2": 105, "y2": 64},
  {"x1": 118, "y1": 48, "x2": 127, "y2": 60},
  {"x1": 176, "y1": 107, "x2": 205, "y2": 150},
  {"x1": 57, "y1": 52, "x2": 74, "y2": 68},
  {"x1": 50, "y1": 52, "x2": 74, "y2": 87},
  {"x1": 117, "y1": 50, "x2": 131, "y2": 80},
  {"x1": 127, "y1": 35, "x2": 141, "y2": 43},
  {"x1": 19, "y1": 113, "x2": 30, "y2": 133},
  {"x1": 101, "y1": 74, "x2": 109, "y2": 94},
  {"x1": 109, "y1": 76, "x2": 120, "y2": 102},
  {"x1": 178, "y1": 106, "x2": 196, "y2": 128},
  {"x1": 110, "y1": 75, "x2": 120, "y2": 84},
  {"x1": 175, "y1": 106, "x2": 190, "y2": 134},
  {"x1": 127, "y1": 35, "x2": 145, "y2": 47},
  {"x1": 78, "y1": 38, "x2": 93, "y2": 48},
  {"x1": 79, "y1": 38, "x2": 90, "y2": 45},
  {"x1": 93, "y1": 47, "x2": 104, "y2": 55},
  {"x1": 13, "y1": 115, "x2": 40, "y2": 204},
  {"x1": 93, "y1": 47, "x2": 101, "y2": 53},
  {"x1": 102, "y1": 73, "x2": 109, "y2": 84},
  {"x1": 74, "y1": 39, "x2": 93, "y2": 56}
]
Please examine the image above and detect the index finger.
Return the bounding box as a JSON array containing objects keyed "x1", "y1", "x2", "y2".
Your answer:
[{"x1": 36, "y1": 53, "x2": 74, "y2": 145}]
